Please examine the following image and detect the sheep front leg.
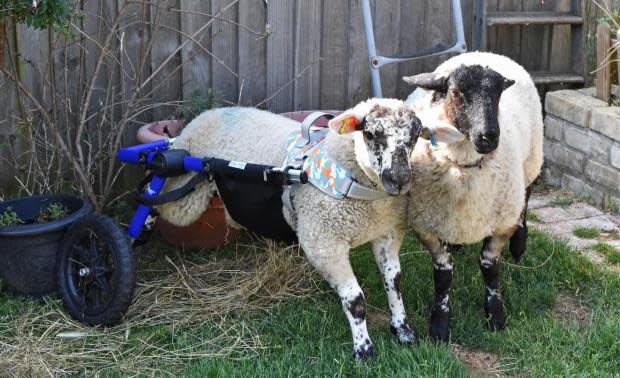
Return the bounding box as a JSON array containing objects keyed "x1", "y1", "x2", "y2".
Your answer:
[
  {"x1": 418, "y1": 234, "x2": 453, "y2": 343},
  {"x1": 371, "y1": 230, "x2": 416, "y2": 344},
  {"x1": 480, "y1": 233, "x2": 510, "y2": 331},
  {"x1": 509, "y1": 185, "x2": 532, "y2": 262},
  {"x1": 303, "y1": 243, "x2": 375, "y2": 361}
]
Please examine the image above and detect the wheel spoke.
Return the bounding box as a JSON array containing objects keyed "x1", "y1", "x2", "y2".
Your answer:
[
  {"x1": 95, "y1": 276, "x2": 113, "y2": 297},
  {"x1": 91, "y1": 286, "x2": 102, "y2": 311},
  {"x1": 89, "y1": 237, "x2": 99, "y2": 263},
  {"x1": 96, "y1": 265, "x2": 114, "y2": 274},
  {"x1": 96, "y1": 246, "x2": 110, "y2": 266}
]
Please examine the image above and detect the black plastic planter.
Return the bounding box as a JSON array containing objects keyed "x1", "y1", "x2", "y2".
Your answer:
[{"x1": 0, "y1": 195, "x2": 92, "y2": 297}]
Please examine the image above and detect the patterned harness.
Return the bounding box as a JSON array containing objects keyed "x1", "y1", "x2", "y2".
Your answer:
[{"x1": 281, "y1": 112, "x2": 387, "y2": 210}]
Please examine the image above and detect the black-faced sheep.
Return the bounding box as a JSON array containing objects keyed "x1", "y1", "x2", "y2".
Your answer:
[{"x1": 403, "y1": 52, "x2": 544, "y2": 341}]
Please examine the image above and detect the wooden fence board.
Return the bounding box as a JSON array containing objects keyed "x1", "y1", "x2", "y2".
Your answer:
[
  {"x1": 212, "y1": 0, "x2": 238, "y2": 104},
  {"x1": 180, "y1": 0, "x2": 212, "y2": 100},
  {"x1": 150, "y1": 0, "x2": 182, "y2": 120},
  {"x1": 294, "y1": 0, "x2": 321, "y2": 110},
  {"x1": 238, "y1": 0, "x2": 266, "y2": 106},
  {"x1": 319, "y1": 0, "x2": 349, "y2": 110},
  {"x1": 266, "y1": 0, "x2": 296, "y2": 113},
  {"x1": 346, "y1": 0, "x2": 371, "y2": 107}
]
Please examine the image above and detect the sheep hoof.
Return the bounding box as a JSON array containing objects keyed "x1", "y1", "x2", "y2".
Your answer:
[
  {"x1": 485, "y1": 300, "x2": 506, "y2": 331},
  {"x1": 487, "y1": 311, "x2": 506, "y2": 331},
  {"x1": 429, "y1": 309, "x2": 450, "y2": 343},
  {"x1": 353, "y1": 343, "x2": 376, "y2": 362},
  {"x1": 390, "y1": 323, "x2": 418, "y2": 345}
]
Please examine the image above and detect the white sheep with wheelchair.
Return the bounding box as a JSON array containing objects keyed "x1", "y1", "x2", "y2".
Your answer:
[{"x1": 158, "y1": 99, "x2": 423, "y2": 361}]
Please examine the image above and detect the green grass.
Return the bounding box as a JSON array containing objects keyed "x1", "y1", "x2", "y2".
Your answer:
[
  {"x1": 592, "y1": 242, "x2": 620, "y2": 265},
  {"x1": 551, "y1": 196, "x2": 574, "y2": 207},
  {"x1": 573, "y1": 227, "x2": 601, "y2": 239},
  {"x1": 1, "y1": 230, "x2": 620, "y2": 376},
  {"x1": 526, "y1": 212, "x2": 540, "y2": 223}
]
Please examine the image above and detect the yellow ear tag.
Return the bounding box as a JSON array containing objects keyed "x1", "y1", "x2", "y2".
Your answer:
[{"x1": 338, "y1": 116, "x2": 359, "y2": 135}]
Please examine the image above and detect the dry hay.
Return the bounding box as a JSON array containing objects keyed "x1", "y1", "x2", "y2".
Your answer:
[{"x1": 0, "y1": 237, "x2": 320, "y2": 376}]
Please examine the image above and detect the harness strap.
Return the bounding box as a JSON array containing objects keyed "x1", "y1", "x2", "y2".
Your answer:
[
  {"x1": 296, "y1": 112, "x2": 335, "y2": 148},
  {"x1": 136, "y1": 172, "x2": 210, "y2": 206}
]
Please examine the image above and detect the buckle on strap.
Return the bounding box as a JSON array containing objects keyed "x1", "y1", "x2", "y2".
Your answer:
[
  {"x1": 343, "y1": 179, "x2": 389, "y2": 201},
  {"x1": 296, "y1": 112, "x2": 336, "y2": 148}
]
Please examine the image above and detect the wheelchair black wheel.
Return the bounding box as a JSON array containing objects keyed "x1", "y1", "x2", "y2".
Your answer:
[{"x1": 57, "y1": 213, "x2": 136, "y2": 326}]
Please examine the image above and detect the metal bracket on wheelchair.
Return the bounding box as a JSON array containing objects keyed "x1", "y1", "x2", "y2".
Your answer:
[
  {"x1": 361, "y1": 0, "x2": 467, "y2": 97},
  {"x1": 264, "y1": 167, "x2": 308, "y2": 186}
]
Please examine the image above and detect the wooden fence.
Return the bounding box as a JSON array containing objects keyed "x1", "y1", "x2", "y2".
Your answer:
[{"x1": 0, "y1": 0, "x2": 617, "y2": 192}]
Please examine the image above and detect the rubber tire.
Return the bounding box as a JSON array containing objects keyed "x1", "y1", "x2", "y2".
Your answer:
[{"x1": 57, "y1": 213, "x2": 136, "y2": 326}]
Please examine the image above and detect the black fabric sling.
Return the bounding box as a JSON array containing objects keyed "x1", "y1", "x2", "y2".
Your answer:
[{"x1": 207, "y1": 158, "x2": 298, "y2": 244}]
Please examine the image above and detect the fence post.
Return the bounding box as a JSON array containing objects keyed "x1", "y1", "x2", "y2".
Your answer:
[{"x1": 596, "y1": 22, "x2": 611, "y2": 104}]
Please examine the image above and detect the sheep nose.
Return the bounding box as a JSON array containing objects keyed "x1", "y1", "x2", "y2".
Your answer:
[{"x1": 481, "y1": 132, "x2": 498, "y2": 144}]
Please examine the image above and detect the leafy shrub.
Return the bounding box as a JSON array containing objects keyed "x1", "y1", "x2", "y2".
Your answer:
[{"x1": 0, "y1": 0, "x2": 82, "y2": 37}]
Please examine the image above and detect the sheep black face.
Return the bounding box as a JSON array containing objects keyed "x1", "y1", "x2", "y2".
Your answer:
[
  {"x1": 328, "y1": 102, "x2": 423, "y2": 195},
  {"x1": 403, "y1": 65, "x2": 514, "y2": 154}
]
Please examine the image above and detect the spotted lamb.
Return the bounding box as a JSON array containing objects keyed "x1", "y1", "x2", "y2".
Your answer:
[
  {"x1": 157, "y1": 99, "x2": 423, "y2": 360},
  {"x1": 402, "y1": 52, "x2": 544, "y2": 341}
]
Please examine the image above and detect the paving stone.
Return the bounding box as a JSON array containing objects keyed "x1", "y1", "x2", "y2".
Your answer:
[
  {"x1": 545, "y1": 90, "x2": 608, "y2": 127},
  {"x1": 531, "y1": 206, "x2": 574, "y2": 223},
  {"x1": 590, "y1": 106, "x2": 620, "y2": 142},
  {"x1": 564, "y1": 215, "x2": 620, "y2": 232},
  {"x1": 544, "y1": 116, "x2": 563, "y2": 141},
  {"x1": 607, "y1": 239, "x2": 620, "y2": 250},
  {"x1": 611, "y1": 143, "x2": 620, "y2": 170},
  {"x1": 529, "y1": 194, "x2": 554, "y2": 209},
  {"x1": 564, "y1": 202, "x2": 605, "y2": 218}
]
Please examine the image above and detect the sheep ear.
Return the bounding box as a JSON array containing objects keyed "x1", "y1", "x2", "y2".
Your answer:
[
  {"x1": 421, "y1": 122, "x2": 465, "y2": 145},
  {"x1": 503, "y1": 78, "x2": 515, "y2": 91},
  {"x1": 403, "y1": 73, "x2": 448, "y2": 93},
  {"x1": 328, "y1": 112, "x2": 364, "y2": 135}
]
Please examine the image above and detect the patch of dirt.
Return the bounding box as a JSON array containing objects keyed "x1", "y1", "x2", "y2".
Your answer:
[
  {"x1": 552, "y1": 294, "x2": 590, "y2": 325},
  {"x1": 452, "y1": 344, "x2": 504, "y2": 377},
  {"x1": 366, "y1": 309, "x2": 389, "y2": 327}
]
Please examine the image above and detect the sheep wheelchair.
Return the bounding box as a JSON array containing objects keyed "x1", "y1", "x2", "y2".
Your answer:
[{"x1": 56, "y1": 116, "x2": 322, "y2": 326}]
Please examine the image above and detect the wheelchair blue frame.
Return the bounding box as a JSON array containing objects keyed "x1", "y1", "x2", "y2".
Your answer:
[{"x1": 117, "y1": 139, "x2": 207, "y2": 239}]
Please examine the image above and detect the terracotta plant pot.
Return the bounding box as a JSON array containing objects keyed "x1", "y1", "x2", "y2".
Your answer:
[
  {"x1": 136, "y1": 119, "x2": 185, "y2": 142},
  {"x1": 136, "y1": 120, "x2": 240, "y2": 249}
]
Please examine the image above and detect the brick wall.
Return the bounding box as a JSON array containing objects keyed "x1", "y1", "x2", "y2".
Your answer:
[{"x1": 544, "y1": 88, "x2": 620, "y2": 211}]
